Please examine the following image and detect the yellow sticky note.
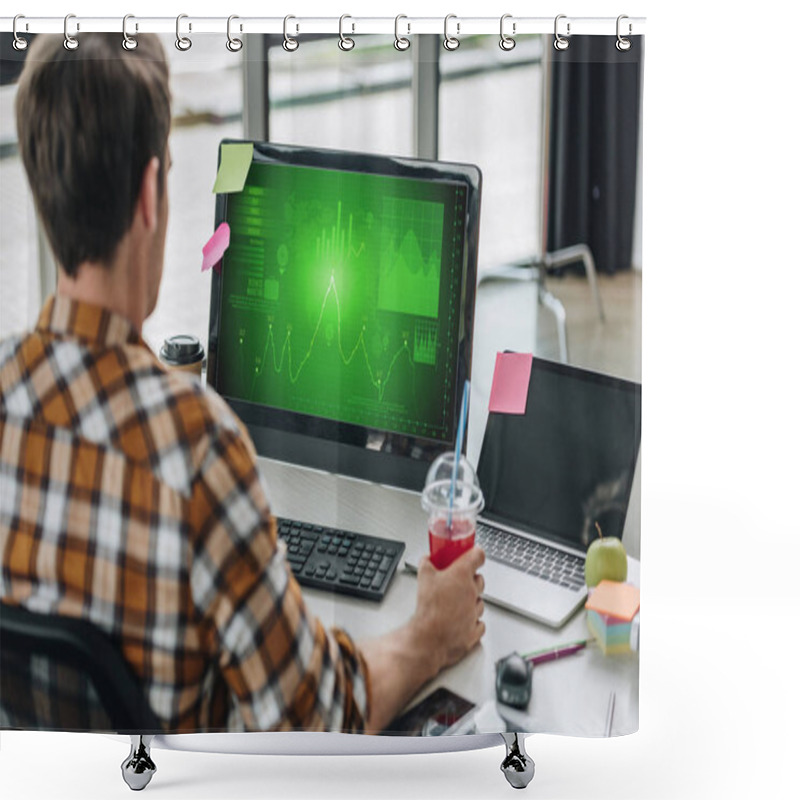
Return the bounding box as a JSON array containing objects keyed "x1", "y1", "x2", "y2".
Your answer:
[{"x1": 212, "y1": 142, "x2": 253, "y2": 194}]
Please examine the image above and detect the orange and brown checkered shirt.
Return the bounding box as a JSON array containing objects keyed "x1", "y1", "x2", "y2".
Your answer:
[{"x1": 0, "y1": 295, "x2": 370, "y2": 733}]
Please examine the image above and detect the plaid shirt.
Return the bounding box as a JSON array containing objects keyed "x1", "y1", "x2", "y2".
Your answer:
[{"x1": 0, "y1": 295, "x2": 370, "y2": 733}]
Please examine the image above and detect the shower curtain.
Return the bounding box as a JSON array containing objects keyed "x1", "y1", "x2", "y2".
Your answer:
[{"x1": 0, "y1": 16, "x2": 643, "y2": 748}]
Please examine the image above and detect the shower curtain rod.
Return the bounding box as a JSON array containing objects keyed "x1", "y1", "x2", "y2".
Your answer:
[{"x1": 2, "y1": 15, "x2": 646, "y2": 38}]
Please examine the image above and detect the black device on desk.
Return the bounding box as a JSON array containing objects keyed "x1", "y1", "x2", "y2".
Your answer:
[
  {"x1": 495, "y1": 652, "x2": 533, "y2": 709},
  {"x1": 406, "y1": 356, "x2": 642, "y2": 628},
  {"x1": 277, "y1": 518, "x2": 405, "y2": 601}
]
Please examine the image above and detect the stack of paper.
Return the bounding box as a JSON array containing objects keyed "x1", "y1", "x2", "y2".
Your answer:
[{"x1": 585, "y1": 580, "x2": 641, "y2": 655}]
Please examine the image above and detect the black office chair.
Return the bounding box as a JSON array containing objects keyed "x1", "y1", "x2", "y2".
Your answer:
[{"x1": 0, "y1": 602, "x2": 162, "y2": 790}]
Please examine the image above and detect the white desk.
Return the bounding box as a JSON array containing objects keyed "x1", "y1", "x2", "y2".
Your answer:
[{"x1": 257, "y1": 455, "x2": 639, "y2": 739}]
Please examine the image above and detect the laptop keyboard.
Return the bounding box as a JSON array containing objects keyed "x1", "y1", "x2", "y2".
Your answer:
[{"x1": 476, "y1": 523, "x2": 585, "y2": 592}]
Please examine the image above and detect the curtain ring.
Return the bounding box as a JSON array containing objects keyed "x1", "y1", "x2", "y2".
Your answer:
[
  {"x1": 443, "y1": 14, "x2": 460, "y2": 51},
  {"x1": 553, "y1": 14, "x2": 570, "y2": 51},
  {"x1": 283, "y1": 15, "x2": 299, "y2": 52},
  {"x1": 338, "y1": 14, "x2": 355, "y2": 51},
  {"x1": 394, "y1": 14, "x2": 410, "y2": 51},
  {"x1": 12, "y1": 15, "x2": 29, "y2": 51},
  {"x1": 499, "y1": 14, "x2": 516, "y2": 51},
  {"x1": 615, "y1": 15, "x2": 632, "y2": 51},
  {"x1": 63, "y1": 14, "x2": 79, "y2": 51},
  {"x1": 226, "y1": 15, "x2": 243, "y2": 52},
  {"x1": 122, "y1": 14, "x2": 138, "y2": 51},
  {"x1": 176, "y1": 14, "x2": 192, "y2": 51}
]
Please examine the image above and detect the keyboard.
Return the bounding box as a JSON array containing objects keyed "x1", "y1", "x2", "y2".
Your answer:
[
  {"x1": 276, "y1": 518, "x2": 405, "y2": 601},
  {"x1": 476, "y1": 522, "x2": 585, "y2": 592}
]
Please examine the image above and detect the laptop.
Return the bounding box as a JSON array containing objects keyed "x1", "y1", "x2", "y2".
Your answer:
[{"x1": 406, "y1": 356, "x2": 641, "y2": 628}]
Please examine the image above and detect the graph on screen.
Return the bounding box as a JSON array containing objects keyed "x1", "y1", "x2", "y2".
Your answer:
[{"x1": 216, "y1": 160, "x2": 466, "y2": 442}]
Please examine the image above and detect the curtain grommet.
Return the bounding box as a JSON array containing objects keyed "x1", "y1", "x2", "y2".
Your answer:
[
  {"x1": 394, "y1": 15, "x2": 410, "y2": 51},
  {"x1": 226, "y1": 15, "x2": 243, "y2": 53},
  {"x1": 13, "y1": 15, "x2": 29, "y2": 51},
  {"x1": 176, "y1": 14, "x2": 192, "y2": 51},
  {"x1": 553, "y1": 14, "x2": 570, "y2": 51},
  {"x1": 443, "y1": 14, "x2": 460, "y2": 51},
  {"x1": 499, "y1": 14, "x2": 516, "y2": 51},
  {"x1": 283, "y1": 15, "x2": 299, "y2": 52},
  {"x1": 122, "y1": 14, "x2": 138, "y2": 51},
  {"x1": 338, "y1": 14, "x2": 355, "y2": 51},
  {"x1": 63, "y1": 13, "x2": 79, "y2": 51},
  {"x1": 615, "y1": 15, "x2": 632, "y2": 51}
]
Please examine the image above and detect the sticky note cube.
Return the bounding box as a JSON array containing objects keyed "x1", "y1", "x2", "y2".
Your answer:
[
  {"x1": 585, "y1": 581, "x2": 640, "y2": 656},
  {"x1": 587, "y1": 610, "x2": 633, "y2": 655}
]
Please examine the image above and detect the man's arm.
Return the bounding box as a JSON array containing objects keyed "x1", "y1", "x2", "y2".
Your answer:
[
  {"x1": 358, "y1": 548, "x2": 486, "y2": 733},
  {"x1": 188, "y1": 424, "x2": 369, "y2": 732},
  {"x1": 189, "y1": 412, "x2": 486, "y2": 733}
]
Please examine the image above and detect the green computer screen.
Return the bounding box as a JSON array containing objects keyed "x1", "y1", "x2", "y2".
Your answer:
[{"x1": 216, "y1": 160, "x2": 467, "y2": 443}]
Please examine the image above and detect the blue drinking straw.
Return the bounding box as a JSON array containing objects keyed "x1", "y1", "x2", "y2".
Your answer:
[{"x1": 448, "y1": 379, "x2": 470, "y2": 530}]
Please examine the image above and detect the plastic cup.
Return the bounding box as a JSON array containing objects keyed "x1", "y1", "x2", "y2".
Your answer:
[{"x1": 421, "y1": 452, "x2": 484, "y2": 570}]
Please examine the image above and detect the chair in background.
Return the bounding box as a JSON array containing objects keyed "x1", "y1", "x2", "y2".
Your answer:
[
  {"x1": 0, "y1": 602, "x2": 162, "y2": 790},
  {"x1": 479, "y1": 38, "x2": 607, "y2": 365}
]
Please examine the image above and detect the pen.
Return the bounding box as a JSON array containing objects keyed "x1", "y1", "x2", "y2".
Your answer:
[
  {"x1": 524, "y1": 640, "x2": 588, "y2": 666},
  {"x1": 604, "y1": 691, "x2": 616, "y2": 737}
]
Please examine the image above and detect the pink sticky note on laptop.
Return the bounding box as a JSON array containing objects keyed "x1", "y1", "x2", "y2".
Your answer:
[
  {"x1": 201, "y1": 222, "x2": 231, "y2": 273},
  {"x1": 488, "y1": 352, "x2": 533, "y2": 414}
]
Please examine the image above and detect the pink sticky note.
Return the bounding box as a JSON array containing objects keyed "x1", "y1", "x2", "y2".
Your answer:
[
  {"x1": 488, "y1": 352, "x2": 533, "y2": 414},
  {"x1": 201, "y1": 222, "x2": 231, "y2": 273}
]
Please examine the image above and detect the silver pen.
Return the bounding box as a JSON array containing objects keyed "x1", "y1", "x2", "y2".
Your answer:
[{"x1": 604, "y1": 691, "x2": 616, "y2": 737}]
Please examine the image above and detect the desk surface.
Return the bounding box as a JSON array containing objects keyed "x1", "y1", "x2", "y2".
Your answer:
[{"x1": 258, "y1": 455, "x2": 639, "y2": 739}]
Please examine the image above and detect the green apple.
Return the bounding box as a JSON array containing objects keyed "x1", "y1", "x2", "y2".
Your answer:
[{"x1": 585, "y1": 535, "x2": 627, "y2": 588}]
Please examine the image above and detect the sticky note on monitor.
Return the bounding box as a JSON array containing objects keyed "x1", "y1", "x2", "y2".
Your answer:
[
  {"x1": 212, "y1": 142, "x2": 253, "y2": 194},
  {"x1": 201, "y1": 223, "x2": 230, "y2": 273},
  {"x1": 488, "y1": 352, "x2": 533, "y2": 414}
]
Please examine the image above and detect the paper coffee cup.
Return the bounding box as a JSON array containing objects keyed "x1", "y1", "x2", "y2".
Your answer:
[{"x1": 159, "y1": 334, "x2": 205, "y2": 377}]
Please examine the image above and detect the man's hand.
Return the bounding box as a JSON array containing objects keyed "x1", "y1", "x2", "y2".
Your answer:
[
  {"x1": 411, "y1": 547, "x2": 486, "y2": 674},
  {"x1": 358, "y1": 545, "x2": 486, "y2": 732}
]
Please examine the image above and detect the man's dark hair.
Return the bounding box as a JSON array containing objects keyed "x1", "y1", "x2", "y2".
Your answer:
[{"x1": 15, "y1": 34, "x2": 171, "y2": 278}]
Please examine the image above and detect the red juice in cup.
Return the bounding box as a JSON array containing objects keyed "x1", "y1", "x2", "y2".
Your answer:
[
  {"x1": 422, "y1": 452, "x2": 484, "y2": 571},
  {"x1": 429, "y1": 517, "x2": 476, "y2": 570}
]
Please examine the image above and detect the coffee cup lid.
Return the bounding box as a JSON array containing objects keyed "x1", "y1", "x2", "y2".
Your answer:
[{"x1": 160, "y1": 334, "x2": 204, "y2": 365}]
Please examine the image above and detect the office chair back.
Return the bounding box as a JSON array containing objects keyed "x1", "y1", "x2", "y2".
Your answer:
[{"x1": 0, "y1": 602, "x2": 162, "y2": 734}]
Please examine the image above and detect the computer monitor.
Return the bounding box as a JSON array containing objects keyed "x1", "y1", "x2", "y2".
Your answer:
[{"x1": 207, "y1": 141, "x2": 481, "y2": 491}]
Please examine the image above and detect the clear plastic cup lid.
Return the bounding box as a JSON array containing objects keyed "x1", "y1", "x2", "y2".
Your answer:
[{"x1": 421, "y1": 452, "x2": 484, "y2": 515}]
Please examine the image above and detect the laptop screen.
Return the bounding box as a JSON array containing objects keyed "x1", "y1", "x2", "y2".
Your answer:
[{"x1": 476, "y1": 358, "x2": 641, "y2": 553}]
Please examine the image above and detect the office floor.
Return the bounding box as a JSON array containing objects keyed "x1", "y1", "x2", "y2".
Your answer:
[{"x1": 535, "y1": 269, "x2": 642, "y2": 385}]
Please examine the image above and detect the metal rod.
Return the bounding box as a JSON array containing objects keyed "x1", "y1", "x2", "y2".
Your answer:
[{"x1": 0, "y1": 16, "x2": 646, "y2": 36}]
